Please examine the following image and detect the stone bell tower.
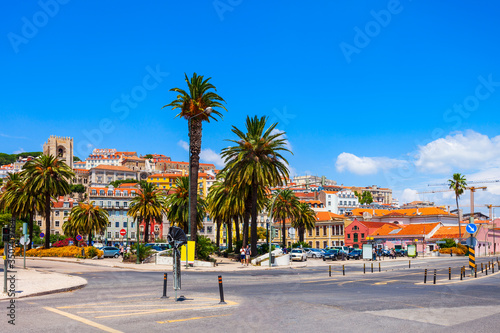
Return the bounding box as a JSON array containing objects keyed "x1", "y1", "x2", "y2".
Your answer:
[{"x1": 43, "y1": 135, "x2": 74, "y2": 169}]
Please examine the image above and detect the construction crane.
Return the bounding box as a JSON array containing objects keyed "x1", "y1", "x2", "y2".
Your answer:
[{"x1": 426, "y1": 179, "x2": 500, "y2": 219}]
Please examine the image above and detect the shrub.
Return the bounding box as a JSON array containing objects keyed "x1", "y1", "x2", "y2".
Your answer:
[
  {"x1": 131, "y1": 244, "x2": 155, "y2": 262},
  {"x1": 196, "y1": 235, "x2": 217, "y2": 261},
  {"x1": 292, "y1": 241, "x2": 309, "y2": 249},
  {"x1": 25, "y1": 246, "x2": 103, "y2": 258}
]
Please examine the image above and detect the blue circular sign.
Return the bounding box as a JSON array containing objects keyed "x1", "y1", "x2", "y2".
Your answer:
[
  {"x1": 76, "y1": 234, "x2": 83, "y2": 241},
  {"x1": 466, "y1": 223, "x2": 478, "y2": 234},
  {"x1": 39, "y1": 232, "x2": 45, "y2": 238}
]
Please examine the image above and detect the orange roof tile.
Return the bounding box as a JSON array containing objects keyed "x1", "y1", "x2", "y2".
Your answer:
[
  {"x1": 316, "y1": 211, "x2": 345, "y2": 221},
  {"x1": 431, "y1": 226, "x2": 467, "y2": 239},
  {"x1": 92, "y1": 165, "x2": 136, "y2": 172}
]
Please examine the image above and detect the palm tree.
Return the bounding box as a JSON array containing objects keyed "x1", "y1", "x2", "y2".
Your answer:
[
  {"x1": 20, "y1": 155, "x2": 74, "y2": 248},
  {"x1": 270, "y1": 189, "x2": 300, "y2": 247},
  {"x1": 127, "y1": 181, "x2": 167, "y2": 243},
  {"x1": 166, "y1": 177, "x2": 206, "y2": 233},
  {"x1": 65, "y1": 201, "x2": 109, "y2": 245},
  {"x1": 448, "y1": 173, "x2": 467, "y2": 239},
  {"x1": 222, "y1": 115, "x2": 292, "y2": 255},
  {"x1": 163, "y1": 73, "x2": 227, "y2": 243},
  {"x1": 17, "y1": 180, "x2": 45, "y2": 249},
  {"x1": 292, "y1": 202, "x2": 316, "y2": 243},
  {"x1": 0, "y1": 173, "x2": 24, "y2": 235}
]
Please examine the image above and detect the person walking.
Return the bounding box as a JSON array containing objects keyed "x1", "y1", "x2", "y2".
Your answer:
[
  {"x1": 245, "y1": 245, "x2": 251, "y2": 266},
  {"x1": 240, "y1": 246, "x2": 245, "y2": 265},
  {"x1": 119, "y1": 245, "x2": 124, "y2": 257}
]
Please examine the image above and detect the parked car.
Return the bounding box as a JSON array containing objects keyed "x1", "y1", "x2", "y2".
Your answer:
[
  {"x1": 323, "y1": 249, "x2": 340, "y2": 261},
  {"x1": 308, "y1": 248, "x2": 325, "y2": 258},
  {"x1": 290, "y1": 248, "x2": 308, "y2": 261},
  {"x1": 102, "y1": 246, "x2": 120, "y2": 258},
  {"x1": 381, "y1": 249, "x2": 391, "y2": 257},
  {"x1": 395, "y1": 249, "x2": 407, "y2": 257},
  {"x1": 145, "y1": 243, "x2": 171, "y2": 252},
  {"x1": 347, "y1": 249, "x2": 362, "y2": 260}
]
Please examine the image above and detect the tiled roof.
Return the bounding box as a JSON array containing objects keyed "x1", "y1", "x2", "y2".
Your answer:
[
  {"x1": 374, "y1": 223, "x2": 440, "y2": 237},
  {"x1": 92, "y1": 165, "x2": 136, "y2": 172},
  {"x1": 431, "y1": 226, "x2": 467, "y2": 239},
  {"x1": 351, "y1": 208, "x2": 389, "y2": 217},
  {"x1": 358, "y1": 221, "x2": 394, "y2": 229},
  {"x1": 316, "y1": 211, "x2": 344, "y2": 221}
]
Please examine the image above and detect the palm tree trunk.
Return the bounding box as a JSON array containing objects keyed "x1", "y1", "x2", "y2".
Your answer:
[
  {"x1": 243, "y1": 195, "x2": 251, "y2": 248},
  {"x1": 282, "y1": 218, "x2": 286, "y2": 248},
  {"x1": 227, "y1": 219, "x2": 233, "y2": 252},
  {"x1": 44, "y1": 193, "x2": 51, "y2": 249},
  {"x1": 216, "y1": 218, "x2": 221, "y2": 248},
  {"x1": 299, "y1": 226, "x2": 304, "y2": 243},
  {"x1": 234, "y1": 216, "x2": 240, "y2": 243},
  {"x1": 456, "y1": 196, "x2": 461, "y2": 239},
  {"x1": 28, "y1": 211, "x2": 34, "y2": 250},
  {"x1": 189, "y1": 118, "x2": 203, "y2": 243},
  {"x1": 251, "y1": 179, "x2": 258, "y2": 257},
  {"x1": 144, "y1": 217, "x2": 149, "y2": 243}
]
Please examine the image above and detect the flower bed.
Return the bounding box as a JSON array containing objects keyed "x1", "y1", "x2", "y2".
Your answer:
[{"x1": 25, "y1": 246, "x2": 103, "y2": 258}]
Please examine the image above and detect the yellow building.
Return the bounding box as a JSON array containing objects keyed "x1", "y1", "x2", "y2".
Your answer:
[
  {"x1": 271, "y1": 211, "x2": 349, "y2": 249},
  {"x1": 147, "y1": 171, "x2": 209, "y2": 197}
]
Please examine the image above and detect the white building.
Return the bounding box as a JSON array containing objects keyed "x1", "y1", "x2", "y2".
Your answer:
[
  {"x1": 84, "y1": 149, "x2": 138, "y2": 169},
  {"x1": 319, "y1": 189, "x2": 359, "y2": 215}
]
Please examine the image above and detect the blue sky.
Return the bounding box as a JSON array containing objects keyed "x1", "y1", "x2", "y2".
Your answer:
[{"x1": 2, "y1": 0, "x2": 500, "y2": 214}]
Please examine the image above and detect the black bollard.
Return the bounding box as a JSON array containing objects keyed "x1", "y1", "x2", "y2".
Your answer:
[
  {"x1": 460, "y1": 267, "x2": 463, "y2": 280},
  {"x1": 409, "y1": 260, "x2": 411, "y2": 269},
  {"x1": 433, "y1": 269, "x2": 436, "y2": 284},
  {"x1": 486, "y1": 266, "x2": 488, "y2": 276},
  {"x1": 424, "y1": 269, "x2": 427, "y2": 284},
  {"x1": 475, "y1": 265, "x2": 477, "y2": 278},
  {"x1": 371, "y1": 263, "x2": 373, "y2": 273},
  {"x1": 218, "y1": 275, "x2": 226, "y2": 304},
  {"x1": 379, "y1": 262, "x2": 381, "y2": 272},
  {"x1": 481, "y1": 262, "x2": 484, "y2": 273},
  {"x1": 162, "y1": 273, "x2": 168, "y2": 298},
  {"x1": 329, "y1": 265, "x2": 331, "y2": 277},
  {"x1": 493, "y1": 262, "x2": 495, "y2": 274},
  {"x1": 343, "y1": 265, "x2": 345, "y2": 276},
  {"x1": 363, "y1": 263, "x2": 366, "y2": 274},
  {"x1": 449, "y1": 267, "x2": 451, "y2": 280}
]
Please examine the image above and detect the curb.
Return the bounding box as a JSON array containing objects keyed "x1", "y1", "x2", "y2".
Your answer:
[{"x1": 13, "y1": 283, "x2": 87, "y2": 299}]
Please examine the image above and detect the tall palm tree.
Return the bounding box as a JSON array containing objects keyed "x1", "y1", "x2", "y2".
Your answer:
[
  {"x1": 17, "y1": 180, "x2": 45, "y2": 249},
  {"x1": 292, "y1": 202, "x2": 316, "y2": 243},
  {"x1": 21, "y1": 155, "x2": 74, "y2": 248},
  {"x1": 448, "y1": 173, "x2": 467, "y2": 239},
  {"x1": 270, "y1": 189, "x2": 300, "y2": 247},
  {"x1": 0, "y1": 173, "x2": 24, "y2": 236},
  {"x1": 127, "y1": 181, "x2": 167, "y2": 243},
  {"x1": 166, "y1": 177, "x2": 206, "y2": 233},
  {"x1": 163, "y1": 73, "x2": 227, "y2": 243},
  {"x1": 222, "y1": 115, "x2": 292, "y2": 255},
  {"x1": 65, "y1": 201, "x2": 109, "y2": 245}
]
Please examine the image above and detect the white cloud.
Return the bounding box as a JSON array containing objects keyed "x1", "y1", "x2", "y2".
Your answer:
[
  {"x1": 177, "y1": 140, "x2": 189, "y2": 151},
  {"x1": 400, "y1": 188, "x2": 420, "y2": 204},
  {"x1": 178, "y1": 140, "x2": 224, "y2": 168},
  {"x1": 1, "y1": 133, "x2": 28, "y2": 139},
  {"x1": 335, "y1": 153, "x2": 408, "y2": 175},
  {"x1": 200, "y1": 148, "x2": 224, "y2": 168},
  {"x1": 415, "y1": 130, "x2": 500, "y2": 174},
  {"x1": 13, "y1": 148, "x2": 25, "y2": 154}
]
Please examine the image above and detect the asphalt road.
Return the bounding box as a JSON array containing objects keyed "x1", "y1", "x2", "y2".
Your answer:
[{"x1": 3, "y1": 256, "x2": 500, "y2": 332}]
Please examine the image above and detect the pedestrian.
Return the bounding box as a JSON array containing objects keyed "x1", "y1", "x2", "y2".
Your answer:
[
  {"x1": 377, "y1": 248, "x2": 381, "y2": 261},
  {"x1": 240, "y1": 246, "x2": 245, "y2": 265},
  {"x1": 119, "y1": 245, "x2": 124, "y2": 257},
  {"x1": 391, "y1": 248, "x2": 395, "y2": 259},
  {"x1": 372, "y1": 247, "x2": 376, "y2": 261},
  {"x1": 245, "y1": 245, "x2": 251, "y2": 266}
]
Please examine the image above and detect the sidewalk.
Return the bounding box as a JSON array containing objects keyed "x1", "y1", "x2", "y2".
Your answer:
[{"x1": 0, "y1": 268, "x2": 87, "y2": 300}]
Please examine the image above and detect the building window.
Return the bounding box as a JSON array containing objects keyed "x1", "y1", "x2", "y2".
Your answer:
[
  {"x1": 100, "y1": 190, "x2": 105, "y2": 195},
  {"x1": 323, "y1": 226, "x2": 327, "y2": 236},
  {"x1": 123, "y1": 222, "x2": 127, "y2": 228},
  {"x1": 328, "y1": 201, "x2": 331, "y2": 206},
  {"x1": 38, "y1": 221, "x2": 42, "y2": 227},
  {"x1": 347, "y1": 234, "x2": 350, "y2": 239},
  {"x1": 64, "y1": 211, "x2": 69, "y2": 217},
  {"x1": 123, "y1": 202, "x2": 128, "y2": 208},
  {"x1": 315, "y1": 227, "x2": 319, "y2": 236},
  {"x1": 323, "y1": 241, "x2": 327, "y2": 248},
  {"x1": 115, "y1": 201, "x2": 120, "y2": 207},
  {"x1": 107, "y1": 232, "x2": 111, "y2": 238},
  {"x1": 115, "y1": 232, "x2": 119, "y2": 238},
  {"x1": 108, "y1": 201, "x2": 112, "y2": 207},
  {"x1": 353, "y1": 233, "x2": 358, "y2": 242},
  {"x1": 207, "y1": 226, "x2": 213, "y2": 233},
  {"x1": 200, "y1": 227, "x2": 205, "y2": 233},
  {"x1": 115, "y1": 222, "x2": 119, "y2": 228},
  {"x1": 308, "y1": 229, "x2": 312, "y2": 236},
  {"x1": 131, "y1": 232, "x2": 135, "y2": 239},
  {"x1": 91, "y1": 189, "x2": 96, "y2": 195},
  {"x1": 55, "y1": 221, "x2": 60, "y2": 227},
  {"x1": 316, "y1": 241, "x2": 320, "y2": 248},
  {"x1": 361, "y1": 233, "x2": 364, "y2": 239},
  {"x1": 108, "y1": 191, "x2": 113, "y2": 196},
  {"x1": 115, "y1": 211, "x2": 119, "y2": 216},
  {"x1": 308, "y1": 241, "x2": 312, "y2": 247},
  {"x1": 55, "y1": 211, "x2": 60, "y2": 216}
]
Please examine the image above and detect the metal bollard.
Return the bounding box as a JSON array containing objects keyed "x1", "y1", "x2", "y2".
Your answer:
[
  {"x1": 493, "y1": 262, "x2": 495, "y2": 274},
  {"x1": 363, "y1": 263, "x2": 366, "y2": 274},
  {"x1": 218, "y1": 275, "x2": 226, "y2": 304},
  {"x1": 379, "y1": 262, "x2": 381, "y2": 272},
  {"x1": 448, "y1": 267, "x2": 451, "y2": 280},
  {"x1": 343, "y1": 265, "x2": 345, "y2": 276},
  {"x1": 371, "y1": 262, "x2": 373, "y2": 273},
  {"x1": 409, "y1": 260, "x2": 411, "y2": 269},
  {"x1": 329, "y1": 265, "x2": 331, "y2": 277},
  {"x1": 486, "y1": 266, "x2": 488, "y2": 276},
  {"x1": 161, "y1": 273, "x2": 168, "y2": 298},
  {"x1": 481, "y1": 262, "x2": 484, "y2": 273},
  {"x1": 424, "y1": 269, "x2": 427, "y2": 284},
  {"x1": 460, "y1": 267, "x2": 463, "y2": 280},
  {"x1": 433, "y1": 269, "x2": 436, "y2": 284},
  {"x1": 475, "y1": 265, "x2": 477, "y2": 278}
]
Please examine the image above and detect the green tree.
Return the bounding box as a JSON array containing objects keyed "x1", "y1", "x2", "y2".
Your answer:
[
  {"x1": 65, "y1": 202, "x2": 109, "y2": 246},
  {"x1": 16, "y1": 178, "x2": 45, "y2": 249},
  {"x1": 448, "y1": 173, "x2": 467, "y2": 239},
  {"x1": 270, "y1": 190, "x2": 300, "y2": 248},
  {"x1": 21, "y1": 155, "x2": 75, "y2": 248},
  {"x1": 127, "y1": 181, "x2": 167, "y2": 243},
  {"x1": 109, "y1": 179, "x2": 137, "y2": 188},
  {"x1": 73, "y1": 156, "x2": 81, "y2": 162},
  {"x1": 292, "y1": 202, "x2": 316, "y2": 242},
  {"x1": 163, "y1": 73, "x2": 227, "y2": 244},
  {"x1": 222, "y1": 115, "x2": 292, "y2": 256},
  {"x1": 0, "y1": 173, "x2": 24, "y2": 222},
  {"x1": 165, "y1": 177, "x2": 206, "y2": 233},
  {"x1": 144, "y1": 154, "x2": 153, "y2": 159},
  {"x1": 362, "y1": 191, "x2": 373, "y2": 204}
]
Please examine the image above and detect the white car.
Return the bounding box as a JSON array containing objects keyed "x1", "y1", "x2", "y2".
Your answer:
[{"x1": 290, "y1": 248, "x2": 307, "y2": 261}]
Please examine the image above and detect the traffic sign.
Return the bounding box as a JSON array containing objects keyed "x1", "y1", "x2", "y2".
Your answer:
[
  {"x1": 20, "y1": 236, "x2": 30, "y2": 245},
  {"x1": 120, "y1": 229, "x2": 127, "y2": 236},
  {"x1": 69, "y1": 240, "x2": 74, "y2": 246},
  {"x1": 39, "y1": 232, "x2": 45, "y2": 238},
  {"x1": 288, "y1": 228, "x2": 295, "y2": 236},
  {"x1": 466, "y1": 223, "x2": 478, "y2": 234},
  {"x1": 466, "y1": 237, "x2": 477, "y2": 247},
  {"x1": 76, "y1": 234, "x2": 83, "y2": 241}
]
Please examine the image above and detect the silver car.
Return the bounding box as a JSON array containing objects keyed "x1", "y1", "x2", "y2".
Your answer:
[
  {"x1": 290, "y1": 248, "x2": 307, "y2": 261},
  {"x1": 307, "y1": 248, "x2": 325, "y2": 258}
]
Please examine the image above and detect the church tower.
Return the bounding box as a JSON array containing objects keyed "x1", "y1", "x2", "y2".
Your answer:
[{"x1": 43, "y1": 135, "x2": 74, "y2": 169}]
